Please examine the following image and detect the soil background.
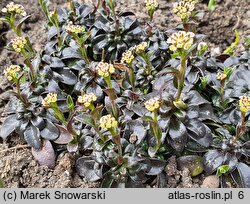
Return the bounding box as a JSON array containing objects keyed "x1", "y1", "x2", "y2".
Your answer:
[{"x1": 0, "y1": 0, "x2": 249, "y2": 188}]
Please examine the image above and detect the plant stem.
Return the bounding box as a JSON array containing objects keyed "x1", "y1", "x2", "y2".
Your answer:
[
  {"x1": 105, "y1": 76, "x2": 112, "y2": 89},
  {"x1": 233, "y1": 112, "x2": 246, "y2": 143},
  {"x1": 21, "y1": 50, "x2": 36, "y2": 83},
  {"x1": 153, "y1": 110, "x2": 158, "y2": 123},
  {"x1": 110, "y1": 127, "x2": 123, "y2": 164},
  {"x1": 79, "y1": 45, "x2": 90, "y2": 64},
  {"x1": 176, "y1": 55, "x2": 187, "y2": 100},
  {"x1": 128, "y1": 67, "x2": 135, "y2": 91}
]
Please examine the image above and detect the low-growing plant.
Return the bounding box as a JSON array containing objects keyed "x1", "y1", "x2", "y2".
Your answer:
[{"x1": 1, "y1": 0, "x2": 250, "y2": 188}]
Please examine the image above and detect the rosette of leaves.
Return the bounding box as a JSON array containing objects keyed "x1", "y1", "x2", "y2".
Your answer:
[
  {"x1": 75, "y1": 113, "x2": 166, "y2": 187},
  {"x1": 41, "y1": 54, "x2": 78, "y2": 92},
  {"x1": 203, "y1": 127, "x2": 250, "y2": 187},
  {"x1": 144, "y1": 30, "x2": 170, "y2": 70},
  {"x1": 74, "y1": 61, "x2": 106, "y2": 98},
  {"x1": 0, "y1": 93, "x2": 59, "y2": 150},
  {"x1": 41, "y1": 0, "x2": 95, "y2": 55},
  {"x1": 129, "y1": 31, "x2": 170, "y2": 93},
  {"x1": 91, "y1": 9, "x2": 143, "y2": 61},
  {"x1": 194, "y1": 53, "x2": 250, "y2": 125},
  {"x1": 151, "y1": 76, "x2": 218, "y2": 153}
]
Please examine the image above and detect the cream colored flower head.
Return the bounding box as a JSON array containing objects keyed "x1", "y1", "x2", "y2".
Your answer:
[
  {"x1": 66, "y1": 21, "x2": 85, "y2": 35},
  {"x1": 78, "y1": 92, "x2": 97, "y2": 108},
  {"x1": 121, "y1": 50, "x2": 134, "y2": 64},
  {"x1": 96, "y1": 62, "x2": 115, "y2": 77},
  {"x1": 11, "y1": 37, "x2": 27, "y2": 53},
  {"x1": 167, "y1": 31, "x2": 195, "y2": 52},
  {"x1": 173, "y1": 0, "x2": 196, "y2": 20},
  {"x1": 42, "y1": 93, "x2": 57, "y2": 108},
  {"x1": 239, "y1": 96, "x2": 250, "y2": 113},
  {"x1": 134, "y1": 42, "x2": 148, "y2": 54},
  {"x1": 145, "y1": 0, "x2": 159, "y2": 11},
  {"x1": 100, "y1": 114, "x2": 118, "y2": 129},
  {"x1": 145, "y1": 97, "x2": 160, "y2": 112},
  {"x1": 4, "y1": 65, "x2": 21, "y2": 81},
  {"x1": 216, "y1": 72, "x2": 227, "y2": 81},
  {"x1": 1, "y1": 2, "x2": 26, "y2": 16}
]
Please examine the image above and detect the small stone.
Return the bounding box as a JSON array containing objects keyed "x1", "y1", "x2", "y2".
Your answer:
[
  {"x1": 211, "y1": 47, "x2": 221, "y2": 56},
  {"x1": 201, "y1": 175, "x2": 220, "y2": 188}
]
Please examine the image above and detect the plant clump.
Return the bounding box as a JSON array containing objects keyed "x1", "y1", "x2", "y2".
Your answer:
[{"x1": 1, "y1": 0, "x2": 250, "y2": 188}]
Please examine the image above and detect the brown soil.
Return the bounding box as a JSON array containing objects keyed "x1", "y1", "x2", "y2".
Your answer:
[{"x1": 0, "y1": 0, "x2": 249, "y2": 188}]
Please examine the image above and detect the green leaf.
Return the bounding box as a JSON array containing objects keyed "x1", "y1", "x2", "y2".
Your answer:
[
  {"x1": 67, "y1": 95, "x2": 75, "y2": 112},
  {"x1": 216, "y1": 165, "x2": 230, "y2": 177},
  {"x1": 208, "y1": 0, "x2": 216, "y2": 11}
]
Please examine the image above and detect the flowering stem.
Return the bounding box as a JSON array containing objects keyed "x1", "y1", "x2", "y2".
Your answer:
[
  {"x1": 233, "y1": 112, "x2": 246, "y2": 143},
  {"x1": 128, "y1": 67, "x2": 135, "y2": 91},
  {"x1": 9, "y1": 14, "x2": 21, "y2": 36},
  {"x1": 79, "y1": 45, "x2": 90, "y2": 64},
  {"x1": 176, "y1": 55, "x2": 187, "y2": 100},
  {"x1": 110, "y1": 127, "x2": 123, "y2": 164},
  {"x1": 104, "y1": 76, "x2": 113, "y2": 89},
  {"x1": 15, "y1": 79, "x2": 27, "y2": 105},
  {"x1": 89, "y1": 104, "x2": 95, "y2": 111},
  {"x1": 21, "y1": 49, "x2": 36, "y2": 84},
  {"x1": 153, "y1": 110, "x2": 158, "y2": 123}
]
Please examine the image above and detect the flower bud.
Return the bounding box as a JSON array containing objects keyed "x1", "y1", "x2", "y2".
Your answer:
[
  {"x1": 42, "y1": 93, "x2": 57, "y2": 108},
  {"x1": 78, "y1": 93, "x2": 97, "y2": 108},
  {"x1": 145, "y1": 97, "x2": 160, "y2": 112},
  {"x1": 167, "y1": 31, "x2": 195, "y2": 52},
  {"x1": 4, "y1": 65, "x2": 21, "y2": 81},
  {"x1": 11, "y1": 37, "x2": 27, "y2": 53},
  {"x1": 100, "y1": 114, "x2": 118, "y2": 129},
  {"x1": 239, "y1": 96, "x2": 250, "y2": 113},
  {"x1": 1, "y1": 2, "x2": 26, "y2": 16},
  {"x1": 96, "y1": 62, "x2": 115, "y2": 77}
]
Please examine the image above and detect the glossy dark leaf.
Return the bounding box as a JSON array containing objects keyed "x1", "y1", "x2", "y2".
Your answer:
[
  {"x1": 24, "y1": 124, "x2": 42, "y2": 150},
  {"x1": 203, "y1": 150, "x2": 224, "y2": 174},
  {"x1": 234, "y1": 162, "x2": 250, "y2": 188},
  {"x1": 242, "y1": 141, "x2": 250, "y2": 157},
  {"x1": 123, "y1": 120, "x2": 146, "y2": 145},
  {"x1": 186, "y1": 120, "x2": 212, "y2": 147},
  {"x1": 0, "y1": 115, "x2": 19, "y2": 139},
  {"x1": 222, "y1": 153, "x2": 238, "y2": 173},
  {"x1": 76, "y1": 157, "x2": 102, "y2": 182},
  {"x1": 31, "y1": 140, "x2": 56, "y2": 169},
  {"x1": 31, "y1": 116, "x2": 46, "y2": 130},
  {"x1": 40, "y1": 120, "x2": 60, "y2": 140},
  {"x1": 168, "y1": 119, "x2": 187, "y2": 151},
  {"x1": 61, "y1": 47, "x2": 82, "y2": 59},
  {"x1": 146, "y1": 159, "x2": 166, "y2": 175}
]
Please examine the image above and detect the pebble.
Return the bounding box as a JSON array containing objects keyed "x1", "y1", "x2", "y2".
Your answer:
[{"x1": 201, "y1": 175, "x2": 220, "y2": 188}]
